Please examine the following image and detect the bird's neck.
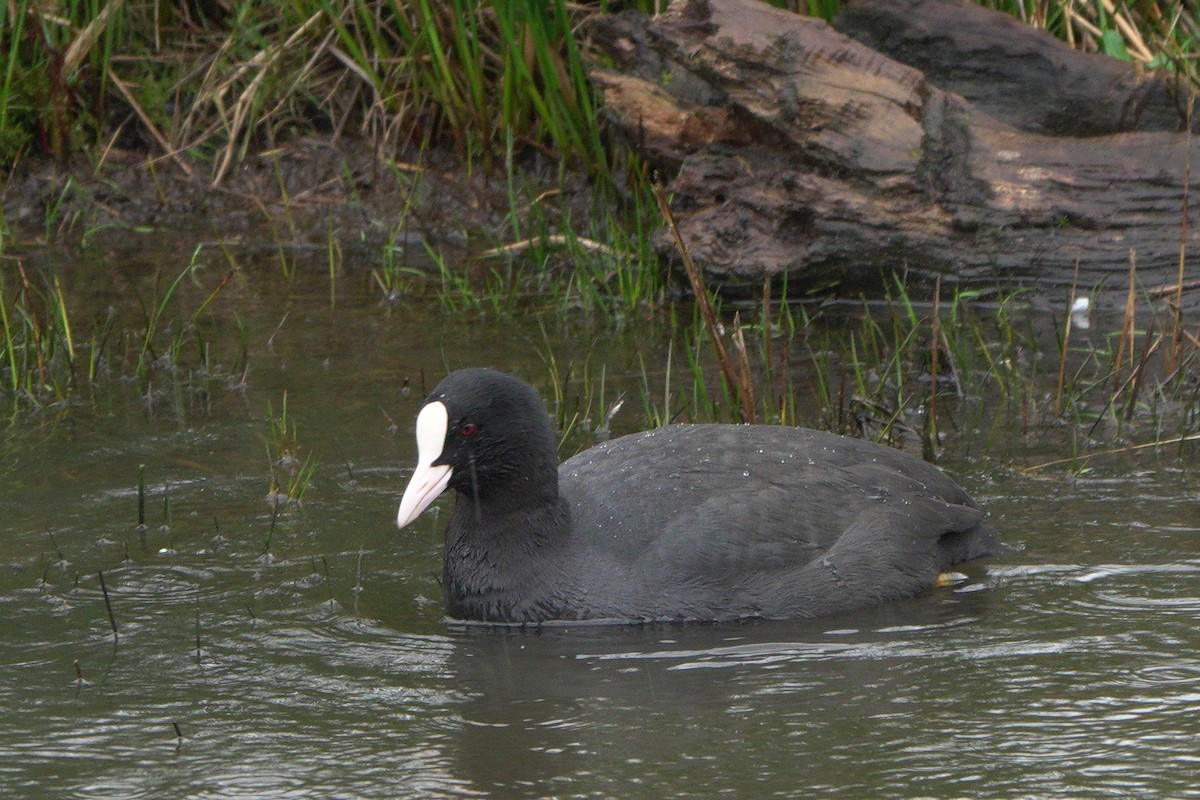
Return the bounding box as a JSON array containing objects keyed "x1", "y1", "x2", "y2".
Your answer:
[{"x1": 441, "y1": 485, "x2": 572, "y2": 622}]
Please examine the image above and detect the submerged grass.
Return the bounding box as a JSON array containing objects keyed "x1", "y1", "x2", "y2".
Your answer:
[
  {"x1": 0, "y1": 262, "x2": 79, "y2": 406},
  {"x1": 0, "y1": 248, "x2": 239, "y2": 416},
  {"x1": 602, "y1": 259, "x2": 1200, "y2": 467},
  {"x1": 2, "y1": 234, "x2": 1196, "y2": 478},
  {"x1": 265, "y1": 390, "x2": 318, "y2": 505}
]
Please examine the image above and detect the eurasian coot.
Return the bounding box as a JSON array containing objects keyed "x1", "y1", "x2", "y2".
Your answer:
[{"x1": 396, "y1": 368, "x2": 1009, "y2": 623}]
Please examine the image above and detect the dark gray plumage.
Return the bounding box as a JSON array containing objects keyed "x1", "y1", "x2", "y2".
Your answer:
[{"x1": 396, "y1": 368, "x2": 1010, "y2": 623}]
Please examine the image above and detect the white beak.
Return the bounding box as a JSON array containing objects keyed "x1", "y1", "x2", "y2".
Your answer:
[{"x1": 396, "y1": 401, "x2": 453, "y2": 529}]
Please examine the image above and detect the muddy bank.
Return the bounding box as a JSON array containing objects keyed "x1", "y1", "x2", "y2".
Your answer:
[{"x1": 2, "y1": 140, "x2": 606, "y2": 277}]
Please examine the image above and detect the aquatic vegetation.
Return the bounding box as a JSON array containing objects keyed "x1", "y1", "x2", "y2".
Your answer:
[
  {"x1": 370, "y1": 172, "x2": 426, "y2": 304},
  {"x1": 265, "y1": 391, "x2": 318, "y2": 505},
  {"x1": 0, "y1": 248, "x2": 239, "y2": 415},
  {"x1": 0, "y1": 262, "x2": 79, "y2": 408},
  {"x1": 601, "y1": 242, "x2": 1200, "y2": 466},
  {"x1": 2, "y1": 226, "x2": 1196, "y2": 474}
]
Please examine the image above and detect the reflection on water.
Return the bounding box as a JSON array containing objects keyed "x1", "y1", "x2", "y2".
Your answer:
[
  {"x1": 442, "y1": 558, "x2": 1200, "y2": 799},
  {"x1": 2, "y1": 272, "x2": 1199, "y2": 799}
]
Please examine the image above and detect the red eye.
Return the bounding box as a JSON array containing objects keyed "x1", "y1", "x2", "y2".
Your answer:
[{"x1": 459, "y1": 422, "x2": 478, "y2": 437}]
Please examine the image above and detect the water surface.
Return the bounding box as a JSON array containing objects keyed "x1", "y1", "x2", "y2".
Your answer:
[{"x1": 2, "y1": 260, "x2": 1198, "y2": 799}]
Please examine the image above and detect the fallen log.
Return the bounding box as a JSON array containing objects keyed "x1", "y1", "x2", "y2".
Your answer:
[
  {"x1": 834, "y1": 0, "x2": 1195, "y2": 138},
  {"x1": 588, "y1": 0, "x2": 1200, "y2": 304}
]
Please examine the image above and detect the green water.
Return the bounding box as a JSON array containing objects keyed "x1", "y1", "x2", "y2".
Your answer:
[{"x1": 2, "y1": 257, "x2": 1199, "y2": 799}]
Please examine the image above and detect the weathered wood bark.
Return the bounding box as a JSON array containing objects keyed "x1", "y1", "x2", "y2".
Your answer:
[
  {"x1": 588, "y1": 0, "x2": 1200, "y2": 303},
  {"x1": 834, "y1": 0, "x2": 1194, "y2": 138}
]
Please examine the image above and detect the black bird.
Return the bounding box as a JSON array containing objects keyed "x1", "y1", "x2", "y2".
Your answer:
[{"x1": 396, "y1": 368, "x2": 1010, "y2": 623}]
